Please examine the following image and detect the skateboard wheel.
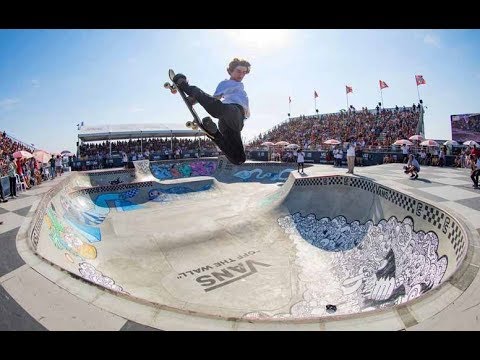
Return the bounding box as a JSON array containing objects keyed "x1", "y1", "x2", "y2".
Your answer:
[
  {"x1": 171, "y1": 89, "x2": 177, "y2": 94},
  {"x1": 186, "y1": 121, "x2": 192, "y2": 128},
  {"x1": 163, "y1": 82, "x2": 170, "y2": 88}
]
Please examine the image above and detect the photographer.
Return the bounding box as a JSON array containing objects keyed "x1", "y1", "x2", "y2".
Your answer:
[{"x1": 404, "y1": 154, "x2": 420, "y2": 180}]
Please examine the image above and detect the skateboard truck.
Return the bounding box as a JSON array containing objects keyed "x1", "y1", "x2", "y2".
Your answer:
[
  {"x1": 163, "y1": 82, "x2": 178, "y2": 94},
  {"x1": 186, "y1": 120, "x2": 199, "y2": 130}
]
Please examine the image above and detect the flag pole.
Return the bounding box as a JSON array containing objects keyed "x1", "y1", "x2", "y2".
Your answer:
[
  {"x1": 346, "y1": 88, "x2": 349, "y2": 109},
  {"x1": 416, "y1": 84, "x2": 421, "y2": 103},
  {"x1": 380, "y1": 88, "x2": 384, "y2": 108},
  {"x1": 288, "y1": 98, "x2": 291, "y2": 118},
  {"x1": 314, "y1": 96, "x2": 317, "y2": 114}
]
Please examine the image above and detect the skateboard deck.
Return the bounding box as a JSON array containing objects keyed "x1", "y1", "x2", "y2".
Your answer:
[
  {"x1": 164, "y1": 69, "x2": 239, "y2": 165},
  {"x1": 164, "y1": 69, "x2": 215, "y2": 140}
]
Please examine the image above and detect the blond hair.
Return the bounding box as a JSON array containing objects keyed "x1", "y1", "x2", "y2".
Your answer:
[{"x1": 227, "y1": 58, "x2": 251, "y2": 75}]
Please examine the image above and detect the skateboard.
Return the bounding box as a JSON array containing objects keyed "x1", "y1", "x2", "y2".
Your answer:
[{"x1": 164, "y1": 69, "x2": 215, "y2": 140}]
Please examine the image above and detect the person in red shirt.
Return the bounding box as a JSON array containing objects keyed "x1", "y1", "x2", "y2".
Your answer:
[{"x1": 471, "y1": 145, "x2": 480, "y2": 158}]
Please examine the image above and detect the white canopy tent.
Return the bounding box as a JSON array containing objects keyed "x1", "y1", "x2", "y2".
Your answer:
[{"x1": 77, "y1": 123, "x2": 207, "y2": 155}]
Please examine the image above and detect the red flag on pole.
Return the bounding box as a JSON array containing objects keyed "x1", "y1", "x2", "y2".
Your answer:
[
  {"x1": 314, "y1": 90, "x2": 318, "y2": 98},
  {"x1": 289, "y1": 96, "x2": 292, "y2": 103},
  {"x1": 415, "y1": 75, "x2": 426, "y2": 86},
  {"x1": 346, "y1": 85, "x2": 353, "y2": 94},
  {"x1": 379, "y1": 80, "x2": 388, "y2": 89}
]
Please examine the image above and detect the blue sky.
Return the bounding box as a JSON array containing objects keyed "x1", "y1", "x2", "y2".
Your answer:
[{"x1": 0, "y1": 29, "x2": 479, "y2": 153}]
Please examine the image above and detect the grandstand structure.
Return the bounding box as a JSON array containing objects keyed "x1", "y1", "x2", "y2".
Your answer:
[
  {"x1": 77, "y1": 122, "x2": 207, "y2": 155},
  {"x1": 248, "y1": 105, "x2": 425, "y2": 150},
  {"x1": 1, "y1": 131, "x2": 36, "y2": 153}
]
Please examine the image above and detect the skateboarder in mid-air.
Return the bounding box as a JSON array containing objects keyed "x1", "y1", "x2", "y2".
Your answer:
[{"x1": 172, "y1": 58, "x2": 251, "y2": 165}]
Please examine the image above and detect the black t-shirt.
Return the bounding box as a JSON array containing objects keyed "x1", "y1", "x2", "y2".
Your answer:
[{"x1": 49, "y1": 158, "x2": 55, "y2": 167}]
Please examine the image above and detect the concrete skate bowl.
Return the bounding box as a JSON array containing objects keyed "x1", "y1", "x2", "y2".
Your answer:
[{"x1": 27, "y1": 160, "x2": 472, "y2": 326}]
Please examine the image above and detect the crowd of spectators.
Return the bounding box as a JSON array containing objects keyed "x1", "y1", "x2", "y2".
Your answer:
[
  {"x1": 78, "y1": 137, "x2": 218, "y2": 162},
  {"x1": 248, "y1": 104, "x2": 422, "y2": 151},
  {"x1": 0, "y1": 130, "x2": 35, "y2": 177},
  {"x1": 0, "y1": 129, "x2": 56, "y2": 203}
]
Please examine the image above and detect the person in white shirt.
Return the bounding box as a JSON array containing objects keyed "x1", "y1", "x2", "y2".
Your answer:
[
  {"x1": 404, "y1": 154, "x2": 421, "y2": 179},
  {"x1": 122, "y1": 151, "x2": 128, "y2": 168},
  {"x1": 55, "y1": 155, "x2": 63, "y2": 177},
  {"x1": 401, "y1": 144, "x2": 409, "y2": 163},
  {"x1": 334, "y1": 146, "x2": 343, "y2": 167},
  {"x1": 297, "y1": 148, "x2": 305, "y2": 173},
  {"x1": 172, "y1": 57, "x2": 251, "y2": 165},
  {"x1": 346, "y1": 140, "x2": 356, "y2": 174},
  {"x1": 419, "y1": 149, "x2": 426, "y2": 165}
]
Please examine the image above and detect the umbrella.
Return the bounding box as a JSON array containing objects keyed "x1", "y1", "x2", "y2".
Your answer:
[
  {"x1": 409, "y1": 134, "x2": 424, "y2": 141},
  {"x1": 62, "y1": 152, "x2": 75, "y2": 157},
  {"x1": 13, "y1": 150, "x2": 33, "y2": 159},
  {"x1": 420, "y1": 139, "x2": 439, "y2": 147},
  {"x1": 260, "y1": 141, "x2": 275, "y2": 146},
  {"x1": 33, "y1": 150, "x2": 51, "y2": 164},
  {"x1": 463, "y1": 140, "x2": 479, "y2": 147},
  {"x1": 274, "y1": 141, "x2": 290, "y2": 146},
  {"x1": 393, "y1": 139, "x2": 413, "y2": 146},
  {"x1": 323, "y1": 139, "x2": 341, "y2": 145},
  {"x1": 285, "y1": 144, "x2": 299, "y2": 149},
  {"x1": 443, "y1": 140, "x2": 459, "y2": 146}
]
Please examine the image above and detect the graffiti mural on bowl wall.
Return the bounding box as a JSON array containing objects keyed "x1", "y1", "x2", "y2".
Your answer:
[
  {"x1": 233, "y1": 168, "x2": 293, "y2": 182},
  {"x1": 243, "y1": 214, "x2": 449, "y2": 320},
  {"x1": 79, "y1": 262, "x2": 129, "y2": 294},
  {"x1": 44, "y1": 204, "x2": 129, "y2": 294},
  {"x1": 45, "y1": 204, "x2": 97, "y2": 261},
  {"x1": 60, "y1": 188, "x2": 143, "y2": 243},
  {"x1": 151, "y1": 161, "x2": 217, "y2": 180},
  {"x1": 248, "y1": 213, "x2": 448, "y2": 319},
  {"x1": 330, "y1": 216, "x2": 448, "y2": 310},
  {"x1": 276, "y1": 214, "x2": 448, "y2": 313}
]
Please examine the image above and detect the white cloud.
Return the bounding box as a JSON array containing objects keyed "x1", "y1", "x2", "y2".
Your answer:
[
  {"x1": 423, "y1": 34, "x2": 441, "y2": 48},
  {"x1": 31, "y1": 79, "x2": 40, "y2": 88},
  {"x1": 0, "y1": 98, "x2": 20, "y2": 110}
]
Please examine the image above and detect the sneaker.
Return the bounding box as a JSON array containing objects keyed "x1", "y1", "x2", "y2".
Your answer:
[
  {"x1": 172, "y1": 73, "x2": 188, "y2": 89},
  {"x1": 1, "y1": 199, "x2": 8, "y2": 203},
  {"x1": 201, "y1": 116, "x2": 219, "y2": 137},
  {"x1": 414, "y1": 174, "x2": 418, "y2": 179}
]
